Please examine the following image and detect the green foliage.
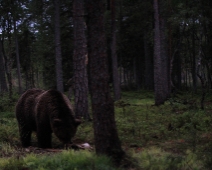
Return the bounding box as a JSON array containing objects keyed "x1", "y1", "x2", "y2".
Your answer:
[
  {"x1": 2, "y1": 90, "x2": 212, "y2": 169},
  {"x1": 0, "y1": 151, "x2": 117, "y2": 170},
  {"x1": 0, "y1": 143, "x2": 17, "y2": 157},
  {"x1": 24, "y1": 150, "x2": 115, "y2": 170},
  {"x1": 0, "y1": 118, "x2": 20, "y2": 148},
  {"x1": 131, "y1": 147, "x2": 203, "y2": 170},
  {"x1": 171, "y1": 110, "x2": 211, "y2": 132},
  {"x1": 114, "y1": 90, "x2": 212, "y2": 169},
  {"x1": 0, "y1": 157, "x2": 24, "y2": 170},
  {"x1": 76, "y1": 121, "x2": 94, "y2": 143},
  {"x1": 0, "y1": 93, "x2": 19, "y2": 112},
  {"x1": 202, "y1": 142, "x2": 212, "y2": 169}
]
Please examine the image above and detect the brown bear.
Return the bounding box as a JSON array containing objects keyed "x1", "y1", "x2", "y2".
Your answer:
[{"x1": 15, "y1": 88, "x2": 81, "y2": 148}]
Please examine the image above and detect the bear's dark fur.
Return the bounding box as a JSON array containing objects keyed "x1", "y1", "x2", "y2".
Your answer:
[{"x1": 15, "y1": 88, "x2": 81, "y2": 148}]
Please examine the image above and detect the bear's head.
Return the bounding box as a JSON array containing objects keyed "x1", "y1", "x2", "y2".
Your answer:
[{"x1": 52, "y1": 118, "x2": 81, "y2": 144}]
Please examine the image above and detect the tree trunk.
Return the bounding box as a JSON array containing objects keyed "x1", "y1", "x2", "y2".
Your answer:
[
  {"x1": 192, "y1": 18, "x2": 197, "y2": 92},
  {"x1": 174, "y1": 52, "x2": 182, "y2": 89},
  {"x1": 111, "y1": 0, "x2": 121, "y2": 100},
  {"x1": 14, "y1": 20, "x2": 23, "y2": 94},
  {"x1": 87, "y1": 0, "x2": 125, "y2": 165},
  {"x1": 54, "y1": 0, "x2": 64, "y2": 92},
  {"x1": 0, "y1": 40, "x2": 8, "y2": 93},
  {"x1": 153, "y1": 0, "x2": 164, "y2": 105},
  {"x1": 160, "y1": 13, "x2": 170, "y2": 99},
  {"x1": 73, "y1": 0, "x2": 90, "y2": 120},
  {"x1": 153, "y1": 0, "x2": 170, "y2": 105},
  {"x1": 144, "y1": 32, "x2": 154, "y2": 90},
  {"x1": 6, "y1": 17, "x2": 13, "y2": 98}
]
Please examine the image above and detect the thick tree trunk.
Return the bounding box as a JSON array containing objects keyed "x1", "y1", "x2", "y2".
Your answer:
[
  {"x1": 87, "y1": 0, "x2": 125, "y2": 165},
  {"x1": 153, "y1": 0, "x2": 170, "y2": 105},
  {"x1": 54, "y1": 0, "x2": 64, "y2": 92},
  {"x1": 73, "y1": 0, "x2": 90, "y2": 120},
  {"x1": 160, "y1": 15, "x2": 170, "y2": 99}
]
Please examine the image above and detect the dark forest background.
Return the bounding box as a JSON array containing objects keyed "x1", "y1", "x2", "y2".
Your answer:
[
  {"x1": 1, "y1": 0, "x2": 212, "y2": 101},
  {"x1": 1, "y1": 0, "x2": 212, "y2": 167}
]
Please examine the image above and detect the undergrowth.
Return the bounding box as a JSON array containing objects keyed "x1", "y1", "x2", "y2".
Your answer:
[
  {"x1": 1, "y1": 89, "x2": 212, "y2": 169},
  {"x1": 130, "y1": 147, "x2": 203, "y2": 170},
  {"x1": 0, "y1": 93, "x2": 18, "y2": 112},
  {"x1": 0, "y1": 150, "x2": 117, "y2": 170}
]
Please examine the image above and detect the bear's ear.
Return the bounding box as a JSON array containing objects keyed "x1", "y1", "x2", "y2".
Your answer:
[
  {"x1": 53, "y1": 119, "x2": 62, "y2": 127},
  {"x1": 75, "y1": 119, "x2": 81, "y2": 126}
]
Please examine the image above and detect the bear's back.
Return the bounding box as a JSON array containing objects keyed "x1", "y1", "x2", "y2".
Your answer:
[
  {"x1": 16, "y1": 88, "x2": 45, "y2": 116},
  {"x1": 15, "y1": 88, "x2": 45, "y2": 130},
  {"x1": 35, "y1": 89, "x2": 75, "y2": 121}
]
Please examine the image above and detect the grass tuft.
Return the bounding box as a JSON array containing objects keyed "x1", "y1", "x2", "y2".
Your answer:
[
  {"x1": 0, "y1": 150, "x2": 117, "y2": 170},
  {"x1": 130, "y1": 147, "x2": 203, "y2": 170}
]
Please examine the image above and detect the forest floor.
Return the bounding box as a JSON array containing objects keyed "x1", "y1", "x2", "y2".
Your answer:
[{"x1": 1, "y1": 89, "x2": 212, "y2": 169}]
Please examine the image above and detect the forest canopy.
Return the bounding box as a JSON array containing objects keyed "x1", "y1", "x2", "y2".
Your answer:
[{"x1": 1, "y1": 0, "x2": 212, "y2": 100}]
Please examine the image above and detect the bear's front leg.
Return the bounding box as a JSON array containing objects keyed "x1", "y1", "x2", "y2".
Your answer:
[
  {"x1": 18, "y1": 124, "x2": 32, "y2": 147},
  {"x1": 20, "y1": 129, "x2": 32, "y2": 147},
  {"x1": 36, "y1": 128, "x2": 52, "y2": 148}
]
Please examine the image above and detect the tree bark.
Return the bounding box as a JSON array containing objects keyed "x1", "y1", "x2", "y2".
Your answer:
[
  {"x1": 87, "y1": 0, "x2": 125, "y2": 165},
  {"x1": 14, "y1": 20, "x2": 23, "y2": 94},
  {"x1": 153, "y1": 0, "x2": 170, "y2": 105},
  {"x1": 6, "y1": 16, "x2": 13, "y2": 98},
  {"x1": 0, "y1": 40, "x2": 8, "y2": 93},
  {"x1": 54, "y1": 0, "x2": 64, "y2": 92},
  {"x1": 160, "y1": 12, "x2": 170, "y2": 99},
  {"x1": 192, "y1": 18, "x2": 197, "y2": 92},
  {"x1": 73, "y1": 0, "x2": 90, "y2": 120},
  {"x1": 111, "y1": 0, "x2": 121, "y2": 100},
  {"x1": 144, "y1": 32, "x2": 154, "y2": 90},
  {"x1": 153, "y1": 0, "x2": 164, "y2": 105}
]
